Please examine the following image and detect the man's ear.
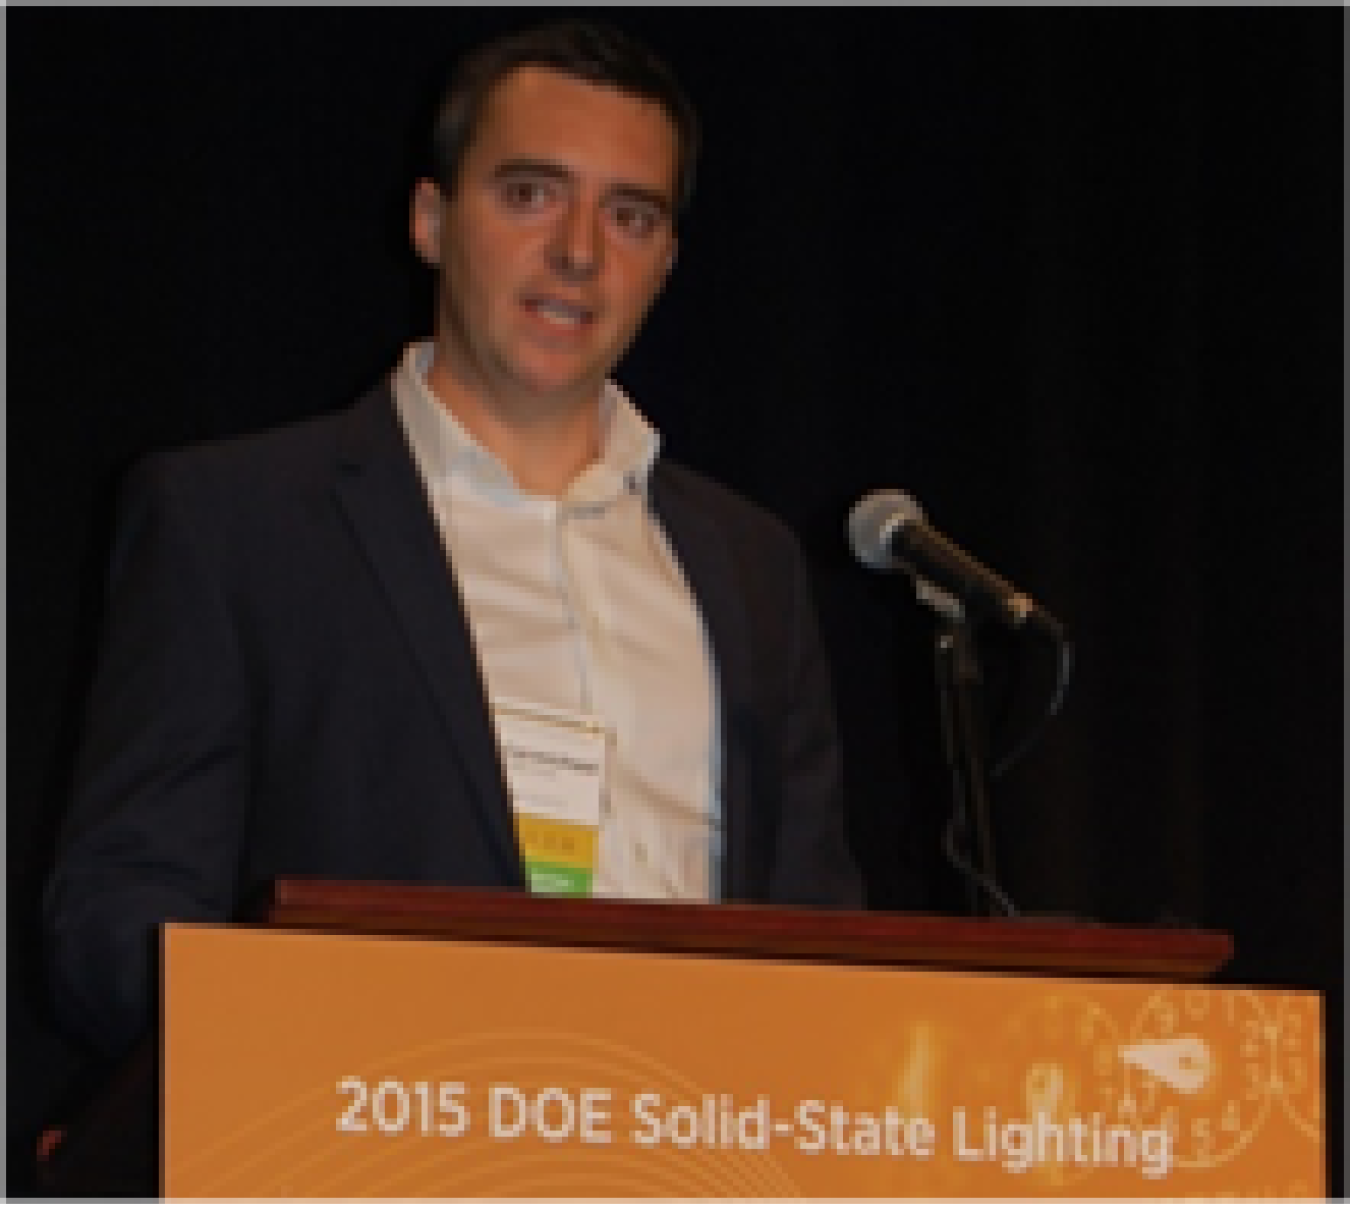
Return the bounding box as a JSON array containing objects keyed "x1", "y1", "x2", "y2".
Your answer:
[{"x1": 410, "y1": 179, "x2": 445, "y2": 266}]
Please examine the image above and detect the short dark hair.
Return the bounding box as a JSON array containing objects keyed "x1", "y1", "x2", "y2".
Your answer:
[{"x1": 427, "y1": 20, "x2": 700, "y2": 216}]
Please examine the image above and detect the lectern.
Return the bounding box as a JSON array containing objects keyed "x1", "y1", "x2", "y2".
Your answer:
[{"x1": 47, "y1": 883, "x2": 1326, "y2": 1198}]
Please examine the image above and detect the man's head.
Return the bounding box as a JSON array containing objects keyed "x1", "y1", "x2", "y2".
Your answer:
[
  {"x1": 411, "y1": 22, "x2": 698, "y2": 421},
  {"x1": 426, "y1": 21, "x2": 699, "y2": 218}
]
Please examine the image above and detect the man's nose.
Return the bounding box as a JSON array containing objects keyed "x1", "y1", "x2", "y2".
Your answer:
[{"x1": 548, "y1": 202, "x2": 601, "y2": 280}]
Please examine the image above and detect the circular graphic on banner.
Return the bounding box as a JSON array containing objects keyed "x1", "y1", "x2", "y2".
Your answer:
[{"x1": 1120, "y1": 987, "x2": 1275, "y2": 1169}]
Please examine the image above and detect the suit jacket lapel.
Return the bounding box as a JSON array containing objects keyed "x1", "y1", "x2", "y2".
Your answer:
[
  {"x1": 330, "y1": 386, "x2": 523, "y2": 882},
  {"x1": 650, "y1": 467, "x2": 753, "y2": 903}
]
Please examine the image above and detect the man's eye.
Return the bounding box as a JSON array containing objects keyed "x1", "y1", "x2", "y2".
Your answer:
[
  {"x1": 609, "y1": 202, "x2": 661, "y2": 239},
  {"x1": 498, "y1": 180, "x2": 553, "y2": 211}
]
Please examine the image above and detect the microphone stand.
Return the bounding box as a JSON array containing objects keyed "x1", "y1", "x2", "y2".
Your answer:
[{"x1": 916, "y1": 580, "x2": 1007, "y2": 918}]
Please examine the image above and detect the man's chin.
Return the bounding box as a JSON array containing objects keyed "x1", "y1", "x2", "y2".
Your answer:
[{"x1": 505, "y1": 362, "x2": 610, "y2": 413}]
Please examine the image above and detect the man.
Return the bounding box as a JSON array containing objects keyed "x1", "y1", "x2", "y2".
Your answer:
[{"x1": 44, "y1": 20, "x2": 861, "y2": 1063}]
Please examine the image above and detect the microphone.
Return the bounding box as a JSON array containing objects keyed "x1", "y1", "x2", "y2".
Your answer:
[{"x1": 848, "y1": 489, "x2": 1065, "y2": 641}]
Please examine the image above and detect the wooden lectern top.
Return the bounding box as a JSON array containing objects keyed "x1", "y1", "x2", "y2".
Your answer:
[{"x1": 255, "y1": 880, "x2": 1232, "y2": 981}]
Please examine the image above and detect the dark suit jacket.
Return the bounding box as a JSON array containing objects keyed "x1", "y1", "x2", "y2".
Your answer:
[{"x1": 44, "y1": 382, "x2": 862, "y2": 1057}]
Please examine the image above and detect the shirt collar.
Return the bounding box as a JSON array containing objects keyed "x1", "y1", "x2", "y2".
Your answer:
[{"x1": 392, "y1": 341, "x2": 660, "y2": 507}]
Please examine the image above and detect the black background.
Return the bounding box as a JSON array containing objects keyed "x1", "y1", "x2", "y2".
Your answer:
[{"x1": 8, "y1": 8, "x2": 1343, "y2": 1194}]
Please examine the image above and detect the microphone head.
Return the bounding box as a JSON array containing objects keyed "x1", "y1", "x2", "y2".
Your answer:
[{"x1": 847, "y1": 488, "x2": 925, "y2": 570}]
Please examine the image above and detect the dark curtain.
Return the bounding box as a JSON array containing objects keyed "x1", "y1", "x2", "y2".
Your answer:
[{"x1": 8, "y1": 8, "x2": 1342, "y2": 1194}]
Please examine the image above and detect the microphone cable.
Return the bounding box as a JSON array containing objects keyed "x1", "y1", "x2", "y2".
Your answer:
[{"x1": 989, "y1": 631, "x2": 1075, "y2": 781}]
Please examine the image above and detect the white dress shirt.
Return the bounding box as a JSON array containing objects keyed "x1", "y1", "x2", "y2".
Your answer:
[{"x1": 392, "y1": 343, "x2": 721, "y2": 900}]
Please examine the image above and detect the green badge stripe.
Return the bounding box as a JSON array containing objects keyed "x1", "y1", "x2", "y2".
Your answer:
[{"x1": 526, "y1": 859, "x2": 593, "y2": 897}]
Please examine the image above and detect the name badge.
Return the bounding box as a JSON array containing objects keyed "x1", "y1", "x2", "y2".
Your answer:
[{"x1": 493, "y1": 699, "x2": 607, "y2": 897}]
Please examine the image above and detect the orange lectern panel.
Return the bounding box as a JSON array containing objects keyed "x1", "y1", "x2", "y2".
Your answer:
[{"x1": 162, "y1": 924, "x2": 1323, "y2": 1199}]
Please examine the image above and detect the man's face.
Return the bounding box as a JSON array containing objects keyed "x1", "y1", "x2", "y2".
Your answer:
[{"x1": 413, "y1": 66, "x2": 679, "y2": 415}]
